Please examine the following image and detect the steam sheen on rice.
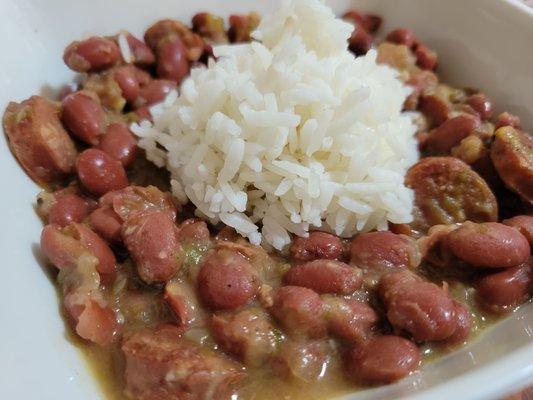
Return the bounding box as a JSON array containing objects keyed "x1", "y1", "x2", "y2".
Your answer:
[{"x1": 132, "y1": 0, "x2": 419, "y2": 249}]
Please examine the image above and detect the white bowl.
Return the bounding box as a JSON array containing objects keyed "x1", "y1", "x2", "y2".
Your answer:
[{"x1": 0, "y1": 0, "x2": 532, "y2": 399}]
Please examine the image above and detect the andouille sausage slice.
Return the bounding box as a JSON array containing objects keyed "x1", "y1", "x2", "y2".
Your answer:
[
  {"x1": 491, "y1": 127, "x2": 533, "y2": 206},
  {"x1": 344, "y1": 335, "x2": 420, "y2": 385},
  {"x1": 122, "y1": 210, "x2": 181, "y2": 284},
  {"x1": 197, "y1": 249, "x2": 259, "y2": 310},
  {"x1": 122, "y1": 325, "x2": 246, "y2": 400},
  {"x1": 283, "y1": 260, "x2": 362, "y2": 295},
  {"x1": 212, "y1": 308, "x2": 281, "y2": 367},
  {"x1": 289, "y1": 231, "x2": 344, "y2": 263},
  {"x1": 447, "y1": 222, "x2": 530, "y2": 268},
  {"x1": 406, "y1": 157, "x2": 498, "y2": 233},
  {"x1": 3, "y1": 96, "x2": 77, "y2": 186}
]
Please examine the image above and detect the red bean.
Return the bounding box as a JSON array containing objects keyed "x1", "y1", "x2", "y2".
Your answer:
[
  {"x1": 122, "y1": 210, "x2": 181, "y2": 284},
  {"x1": 145, "y1": 19, "x2": 205, "y2": 61},
  {"x1": 290, "y1": 231, "x2": 344, "y2": 263},
  {"x1": 443, "y1": 300, "x2": 472, "y2": 346},
  {"x1": 123, "y1": 33, "x2": 156, "y2": 67},
  {"x1": 378, "y1": 272, "x2": 457, "y2": 341},
  {"x1": 72, "y1": 223, "x2": 117, "y2": 281},
  {"x1": 344, "y1": 335, "x2": 420, "y2": 385},
  {"x1": 270, "y1": 339, "x2": 330, "y2": 382},
  {"x1": 212, "y1": 308, "x2": 280, "y2": 366},
  {"x1": 61, "y1": 92, "x2": 105, "y2": 145},
  {"x1": 474, "y1": 263, "x2": 532, "y2": 311},
  {"x1": 165, "y1": 280, "x2": 206, "y2": 327},
  {"x1": 495, "y1": 112, "x2": 521, "y2": 130},
  {"x1": 466, "y1": 93, "x2": 494, "y2": 121},
  {"x1": 176, "y1": 218, "x2": 210, "y2": 245},
  {"x1": 448, "y1": 222, "x2": 530, "y2": 268},
  {"x1": 63, "y1": 37, "x2": 120, "y2": 73},
  {"x1": 348, "y1": 26, "x2": 373, "y2": 56},
  {"x1": 75, "y1": 299, "x2": 119, "y2": 345},
  {"x1": 350, "y1": 231, "x2": 420, "y2": 273},
  {"x1": 284, "y1": 260, "x2": 362, "y2": 295},
  {"x1": 228, "y1": 14, "x2": 261, "y2": 43},
  {"x1": 427, "y1": 114, "x2": 480, "y2": 154},
  {"x1": 134, "y1": 79, "x2": 176, "y2": 108},
  {"x1": 97, "y1": 123, "x2": 138, "y2": 167},
  {"x1": 89, "y1": 206, "x2": 122, "y2": 243},
  {"x1": 386, "y1": 28, "x2": 415, "y2": 47},
  {"x1": 133, "y1": 106, "x2": 152, "y2": 123},
  {"x1": 114, "y1": 66, "x2": 140, "y2": 103},
  {"x1": 343, "y1": 10, "x2": 382, "y2": 33},
  {"x1": 415, "y1": 43, "x2": 438, "y2": 70},
  {"x1": 40, "y1": 225, "x2": 86, "y2": 269},
  {"x1": 49, "y1": 193, "x2": 90, "y2": 227},
  {"x1": 77, "y1": 149, "x2": 128, "y2": 196},
  {"x1": 3, "y1": 96, "x2": 78, "y2": 185},
  {"x1": 197, "y1": 249, "x2": 259, "y2": 310},
  {"x1": 503, "y1": 215, "x2": 533, "y2": 244},
  {"x1": 324, "y1": 297, "x2": 378, "y2": 343},
  {"x1": 156, "y1": 37, "x2": 190, "y2": 84},
  {"x1": 420, "y1": 94, "x2": 451, "y2": 128},
  {"x1": 269, "y1": 286, "x2": 327, "y2": 339}
]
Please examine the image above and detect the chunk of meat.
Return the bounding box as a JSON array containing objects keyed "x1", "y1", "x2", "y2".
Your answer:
[
  {"x1": 3, "y1": 96, "x2": 77, "y2": 186},
  {"x1": 122, "y1": 210, "x2": 182, "y2": 284},
  {"x1": 491, "y1": 127, "x2": 533, "y2": 206},
  {"x1": 192, "y1": 13, "x2": 228, "y2": 44},
  {"x1": 212, "y1": 308, "x2": 281, "y2": 367},
  {"x1": 503, "y1": 215, "x2": 533, "y2": 244},
  {"x1": 405, "y1": 157, "x2": 498, "y2": 233},
  {"x1": 344, "y1": 335, "x2": 420, "y2": 385},
  {"x1": 324, "y1": 297, "x2": 378, "y2": 343},
  {"x1": 474, "y1": 262, "x2": 532, "y2": 312},
  {"x1": 495, "y1": 112, "x2": 521, "y2": 130},
  {"x1": 164, "y1": 280, "x2": 206, "y2": 327},
  {"x1": 290, "y1": 231, "x2": 344, "y2": 263},
  {"x1": 197, "y1": 249, "x2": 259, "y2": 310},
  {"x1": 447, "y1": 222, "x2": 530, "y2": 268},
  {"x1": 284, "y1": 260, "x2": 362, "y2": 295},
  {"x1": 76, "y1": 299, "x2": 120, "y2": 345},
  {"x1": 63, "y1": 36, "x2": 120, "y2": 72},
  {"x1": 269, "y1": 286, "x2": 327, "y2": 339},
  {"x1": 144, "y1": 19, "x2": 205, "y2": 61},
  {"x1": 122, "y1": 325, "x2": 246, "y2": 400},
  {"x1": 89, "y1": 206, "x2": 123, "y2": 243},
  {"x1": 270, "y1": 339, "x2": 330, "y2": 383},
  {"x1": 378, "y1": 271, "x2": 457, "y2": 341},
  {"x1": 376, "y1": 42, "x2": 416, "y2": 71}
]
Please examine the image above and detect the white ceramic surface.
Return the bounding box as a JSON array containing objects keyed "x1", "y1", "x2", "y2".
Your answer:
[{"x1": 0, "y1": 0, "x2": 532, "y2": 399}]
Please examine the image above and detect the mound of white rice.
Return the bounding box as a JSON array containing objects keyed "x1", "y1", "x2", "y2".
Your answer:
[{"x1": 132, "y1": 0, "x2": 419, "y2": 249}]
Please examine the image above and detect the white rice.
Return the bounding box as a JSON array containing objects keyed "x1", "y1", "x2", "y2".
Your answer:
[{"x1": 132, "y1": 0, "x2": 419, "y2": 249}]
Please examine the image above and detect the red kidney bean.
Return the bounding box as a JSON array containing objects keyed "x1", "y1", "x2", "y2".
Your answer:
[
  {"x1": 350, "y1": 231, "x2": 420, "y2": 274},
  {"x1": 474, "y1": 263, "x2": 532, "y2": 311},
  {"x1": 284, "y1": 260, "x2": 362, "y2": 295},
  {"x1": 269, "y1": 286, "x2": 327, "y2": 339},
  {"x1": 77, "y1": 149, "x2": 128, "y2": 196},
  {"x1": 404, "y1": 69, "x2": 439, "y2": 110},
  {"x1": 378, "y1": 272, "x2": 457, "y2": 341},
  {"x1": 72, "y1": 223, "x2": 117, "y2": 281},
  {"x1": 290, "y1": 231, "x2": 344, "y2": 263},
  {"x1": 324, "y1": 297, "x2": 378, "y2": 343},
  {"x1": 122, "y1": 32, "x2": 156, "y2": 66},
  {"x1": 503, "y1": 215, "x2": 533, "y2": 244},
  {"x1": 40, "y1": 225, "x2": 87, "y2": 269},
  {"x1": 114, "y1": 66, "x2": 140, "y2": 103},
  {"x1": 3, "y1": 96, "x2": 78, "y2": 186},
  {"x1": 134, "y1": 79, "x2": 177, "y2": 108},
  {"x1": 75, "y1": 299, "x2": 119, "y2": 345},
  {"x1": 443, "y1": 300, "x2": 472, "y2": 346},
  {"x1": 228, "y1": 13, "x2": 261, "y2": 43},
  {"x1": 447, "y1": 222, "x2": 530, "y2": 268},
  {"x1": 133, "y1": 106, "x2": 152, "y2": 123},
  {"x1": 122, "y1": 210, "x2": 181, "y2": 284},
  {"x1": 97, "y1": 122, "x2": 138, "y2": 167},
  {"x1": 348, "y1": 26, "x2": 373, "y2": 56},
  {"x1": 89, "y1": 206, "x2": 122, "y2": 243},
  {"x1": 48, "y1": 193, "x2": 90, "y2": 228},
  {"x1": 212, "y1": 308, "x2": 280, "y2": 367},
  {"x1": 165, "y1": 280, "x2": 206, "y2": 327},
  {"x1": 495, "y1": 112, "x2": 521, "y2": 130},
  {"x1": 386, "y1": 28, "x2": 415, "y2": 47},
  {"x1": 343, "y1": 10, "x2": 382, "y2": 33},
  {"x1": 270, "y1": 339, "x2": 330, "y2": 382},
  {"x1": 156, "y1": 36, "x2": 190, "y2": 83},
  {"x1": 63, "y1": 36, "x2": 120, "y2": 73},
  {"x1": 466, "y1": 93, "x2": 494, "y2": 121},
  {"x1": 197, "y1": 249, "x2": 259, "y2": 310},
  {"x1": 415, "y1": 43, "x2": 438, "y2": 70},
  {"x1": 427, "y1": 114, "x2": 481, "y2": 154},
  {"x1": 419, "y1": 94, "x2": 451, "y2": 127},
  {"x1": 61, "y1": 92, "x2": 104, "y2": 145},
  {"x1": 344, "y1": 335, "x2": 420, "y2": 384},
  {"x1": 122, "y1": 325, "x2": 246, "y2": 400},
  {"x1": 176, "y1": 218, "x2": 210, "y2": 245}
]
